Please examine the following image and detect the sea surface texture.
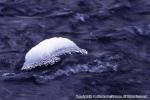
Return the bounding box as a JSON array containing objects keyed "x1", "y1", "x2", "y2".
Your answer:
[{"x1": 0, "y1": 0, "x2": 150, "y2": 100}]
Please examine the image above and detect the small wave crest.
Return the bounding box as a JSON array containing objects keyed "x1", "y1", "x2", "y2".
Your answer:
[
  {"x1": 1, "y1": 59, "x2": 118, "y2": 83},
  {"x1": 34, "y1": 60, "x2": 118, "y2": 83}
]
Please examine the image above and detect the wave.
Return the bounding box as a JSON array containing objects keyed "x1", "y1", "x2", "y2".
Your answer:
[{"x1": 1, "y1": 59, "x2": 118, "y2": 84}]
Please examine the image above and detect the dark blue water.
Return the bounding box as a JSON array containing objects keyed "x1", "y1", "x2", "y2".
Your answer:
[{"x1": 0, "y1": 0, "x2": 150, "y2": 100}]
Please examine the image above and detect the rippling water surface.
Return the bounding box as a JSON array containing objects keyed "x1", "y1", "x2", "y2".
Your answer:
[{"x1": 0, "y1": 0, "x2": 150, "y2": 100}]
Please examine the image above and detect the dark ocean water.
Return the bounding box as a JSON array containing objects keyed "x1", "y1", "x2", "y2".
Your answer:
[{"x1": 0, "y1": 0, "x2": 150, "y2": 100}]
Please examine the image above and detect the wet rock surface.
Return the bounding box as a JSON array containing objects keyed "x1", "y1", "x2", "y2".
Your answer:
[{"x1": 0, "y1": 0, "x2": 150, "y2": 100}]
